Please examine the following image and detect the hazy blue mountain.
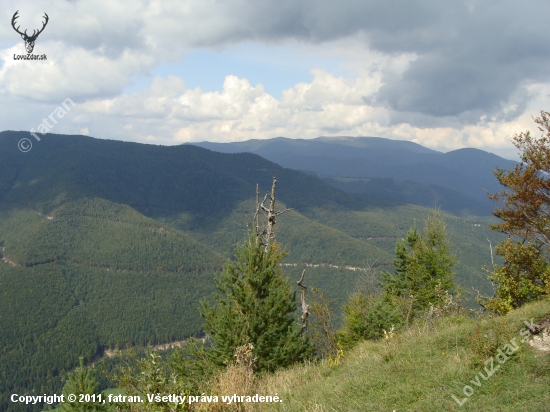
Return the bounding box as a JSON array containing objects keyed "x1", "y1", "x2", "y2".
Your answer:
[
  {"x1": 191, "y1": 136, "x2": 517, "y2": 215},
  {"x1": 195, "y1": 135, "x2": 439, "y2": 155},
  {"x1": 321, "y1": 176, "x2": 491, "y2": 216},
  {"x1": 0, "y1": 132, "x2": 360, "y2": 218}
]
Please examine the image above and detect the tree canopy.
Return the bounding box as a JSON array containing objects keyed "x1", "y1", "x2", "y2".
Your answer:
[
  {"x1": 381, "y1": 209, "x2": 456, "y2": 317},
  {"x1": 485, "y1": 111, "x2": 550, "y2": 313},
  {"x1": 200, "y1": 230, "x2": 310, "y2": 372},
  {"x1": 60, "y1": 358, "x2": 105, "y2": 412}
]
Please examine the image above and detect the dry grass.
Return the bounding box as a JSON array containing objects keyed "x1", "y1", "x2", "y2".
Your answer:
[
  {"x1": 183, "y1": 300, "x2": 550, "y2": 411},
  {"x1": 250, "y1": 299, "x2": 550, "y2": 411},
  {"x1": 193, "y1": 344, "x2": 258, "y2": 412}
]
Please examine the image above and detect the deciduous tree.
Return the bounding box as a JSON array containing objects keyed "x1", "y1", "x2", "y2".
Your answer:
[
  {"x1": 337, "y1": 262, "x2": 402, "y2": 347},
  {"x1": 485, "y1": 110, "x2": 550, "y2": 312}
]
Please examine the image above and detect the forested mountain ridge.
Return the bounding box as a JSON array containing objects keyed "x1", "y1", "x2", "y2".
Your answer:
[
  {"x1": 0, "y1": 131, "x2": 504, "y2": 411},
  {"x1": 0, "y1": 132, "x2": 380, "y2": 223},
  {"x1": 192, "y1": 135, "x2": 517, "y2": 215}
]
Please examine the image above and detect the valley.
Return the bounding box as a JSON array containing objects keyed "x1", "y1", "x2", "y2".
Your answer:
[{"x1": 0, "y1": 131, "x2": 508, "y2": 411}]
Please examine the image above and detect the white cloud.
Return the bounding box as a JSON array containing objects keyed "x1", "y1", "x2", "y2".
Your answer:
[
  {"x1": 0, "y1": 43, "x2": 156, "y2": 101},
  {"x1": 1, "y1": 0, "x2": 550, "y2": 159},
  {"x1": 38, "y1": 70, "x2": 525, "y2": 160}
]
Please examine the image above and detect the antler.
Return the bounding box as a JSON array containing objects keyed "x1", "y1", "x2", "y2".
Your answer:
[
  {"x1": 11, "y1": 11, "x2": 25, "y2": 37},
  {"x1": 11, "y1": 11, "x2": 49, "y2": 40},
  {"x1": 31, "y1": 13, "x2": 49, "y2": 39}
]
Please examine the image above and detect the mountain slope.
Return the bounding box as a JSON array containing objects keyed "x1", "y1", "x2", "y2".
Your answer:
[
  {"x1": 0, "y1": 132, "x2": 390, "y2": 411},
  {"x1": 0, "y1": 131, "x2": 506, "y2": 411},
  {"x1": 321, "y1": 176, "x2": 490, "y2": 216},
  {"x1": 0, "y1": 195, "x2": 226, "y2": 410},
  {"x1": 0, "y1": 130, "x2": 505, "y2": 314},
  {"x1": 191, "y1": 135, "x2": 516, "y2": 215}
]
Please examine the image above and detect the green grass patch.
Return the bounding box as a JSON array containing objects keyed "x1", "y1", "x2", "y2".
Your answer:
[{"x1": 257, "y1": 299, "x2": 550, "y2": 411}]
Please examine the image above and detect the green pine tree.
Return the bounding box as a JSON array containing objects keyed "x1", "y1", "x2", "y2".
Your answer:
[
  {"x1": 337, "y1": 293, "x2": 402, "y2": 348},
  {"x1": 383, "y1": 221, "x2": 420, "y2": 298},
  {"x1": 60, "y1": 358, "x2": 106, "y2": 412},
  {"x1": 381, "y1": 210, "x2": 456, "y2": 318},
  {"x1": 200, "y1": 229, "x2": 311, "y2": 372}
]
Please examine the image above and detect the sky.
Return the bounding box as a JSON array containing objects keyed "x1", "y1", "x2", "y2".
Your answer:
[{"x1": 2, "y1": 1, "x2": 550, "y2": 160}]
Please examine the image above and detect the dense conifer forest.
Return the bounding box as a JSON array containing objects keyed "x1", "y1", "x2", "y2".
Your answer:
[{"x1": 0, "y1": 131, "x2": 507, "y2": 411}]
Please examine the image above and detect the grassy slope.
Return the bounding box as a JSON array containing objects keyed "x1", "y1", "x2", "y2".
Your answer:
[{"x1": 258, "y1": 299, "x2": 550, "y2": 411}]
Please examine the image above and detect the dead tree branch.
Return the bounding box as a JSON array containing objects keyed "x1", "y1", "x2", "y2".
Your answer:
[
  {"x1": 257, "y1": 177, "x2": 293, "y2": 250},
  {"x1": 471, "y1": 286, "x2": 495, "y2": 315},
  {"x1": 297, "y1": 269, "x2": 309, "y2": 337},
  {"x1": 254, "y1": 184, "x2": 260, "y2": 234},
  {"x1": 487, "y1": 237, "x2": 495, "y2": 266}
]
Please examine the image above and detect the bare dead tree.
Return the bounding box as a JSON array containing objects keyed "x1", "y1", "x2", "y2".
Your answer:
[
  {"x1": 253, "y1": 184, "x2": 262, "y2": 245},
  {"x1": 255, "y1": 177, "x2": 293, "y2": 251},
  {"x1": 426, "y1": 304, "x2": 435, "y2": 332},
  {"x1": 354, "y1": 260, "x2": 380, "y2": 296},
  {"x1": 297, "y1": 269, "x2": 309, "y2": 337},
  {"x1": 255, "y1": 184, "x2": 260, "y2": 233},
  {"x1": 471, "y1": 287, "x2": 493, "y2": 316},
  {"x1": 471, "y1": 238, "x2": 498, "y2": 315},
  {"x1": 308, "y1": 286, "x2": 338, "y2": 358}
]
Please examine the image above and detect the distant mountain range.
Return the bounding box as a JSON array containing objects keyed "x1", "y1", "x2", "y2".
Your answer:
[{"x1": 192, "y1": 136, "x2": 518, "y2": 216}]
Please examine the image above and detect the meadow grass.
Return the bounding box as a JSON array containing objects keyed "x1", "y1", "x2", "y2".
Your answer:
[{"x1": 253, "y1": 299, "x2": 550, "y2": 412}]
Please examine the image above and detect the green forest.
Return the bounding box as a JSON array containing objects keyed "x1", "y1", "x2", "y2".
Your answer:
[{"x1": 0, "y1": 131, "x2": 512, "y2": 411}]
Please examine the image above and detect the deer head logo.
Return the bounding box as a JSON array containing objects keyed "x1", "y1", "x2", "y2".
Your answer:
[{"x1": 11, "y1": 11, "x2": 49, "y2": 54}]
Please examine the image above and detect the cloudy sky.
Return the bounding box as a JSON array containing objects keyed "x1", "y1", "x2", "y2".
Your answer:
[{"x1": 2, "y1": 0, "x2": 550, "y2": 159}]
